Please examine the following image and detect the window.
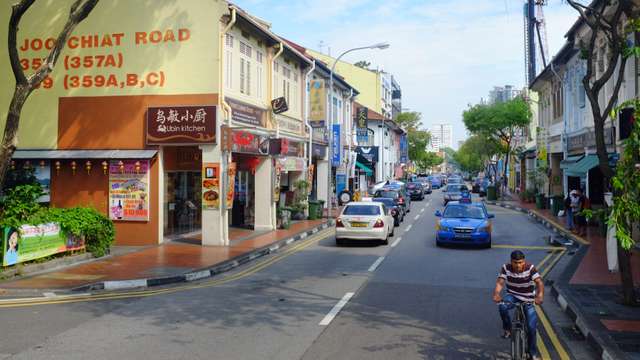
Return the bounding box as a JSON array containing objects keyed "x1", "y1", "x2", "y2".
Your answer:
[
  {"x1": 239, "y1": 41, "x2": 252, "y2": 95},
  {"x1": 224, "y1": 34, "x2": 233, "y2": 89},
  {"x1": 256, "y1": 52, "x2": 264, "y2": 98}
]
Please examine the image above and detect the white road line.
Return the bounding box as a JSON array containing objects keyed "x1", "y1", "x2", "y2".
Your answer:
[
  {"x1": 420, "y1": 208, "x2": 425, "y2": 213},
  {"x1": 405, "y1": 224, "x2": 413, "y2": 232},
  {"x1": 368, "y1": 256, "x2": 385, "y2": 272},
  {"x1": 414, "y1": 214, "x2": 420, "y2": 220},
  {"x1": 319, "y1": 292, "x2": 355, "y2": 326},
  {"x1": 43, "y1": 292, "x2": 56, "y2": 298},
  {"x1": 391, "y1": 237, "x2": 402, "y2": 247}
]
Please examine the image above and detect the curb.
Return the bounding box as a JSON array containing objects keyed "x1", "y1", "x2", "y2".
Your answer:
[
  {"x1": 488, "y1": 201, "x2": 629, "y2": 359},
  {"x1": 72, "y1": 221, "x2": 333, "y2": 292}
]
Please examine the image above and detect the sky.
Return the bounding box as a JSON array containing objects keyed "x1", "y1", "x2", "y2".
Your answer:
[{"x1": 233, "y1": 0, "x2": 579, "y2": 149}]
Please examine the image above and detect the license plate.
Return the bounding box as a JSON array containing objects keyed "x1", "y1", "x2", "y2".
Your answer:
[
  {"x1": 456, "y1": 234, "x2": 472, "y2": 239},
  {"x1": 351, "y1": 222, "x2": 368, "y2": 227}
]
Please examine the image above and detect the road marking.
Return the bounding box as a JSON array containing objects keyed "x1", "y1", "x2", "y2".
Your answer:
[
  {"x1": 491, "y1": 244, "x2": 564, "y2": 251},
  {"x1": 43, "y1": 292, "x2": 56, "y2": 298},
  {"x1": 405, "y1": 224, "x2": 413, "y2": 232},
  {"x1": 368, "y1": 256, "x2": 385, "y2": 272},
  {"x1": 319, "y1": 292, "x2": 355, "y2": 326},
  {"x1": 537, "y1": 337, "x2": 552, "y2": 360},
  {"x1": 536, "y1": 306, "x2": 571, "y2": 360},
  {"x1": 420, "y1": 208, "x2": 425, "y2": 213},
  {"x1": 535, "y1": 251, "x2": 556, "y2": 271},
  {"x1": 390, "y1": 237, "x2": 402, "y2": 248},
  {"x1": 414, "y1": 215, "x2": 420, "y2": 220},
  {"x1": 541, "y1": 250, "x2": 565, "y2": 278}
]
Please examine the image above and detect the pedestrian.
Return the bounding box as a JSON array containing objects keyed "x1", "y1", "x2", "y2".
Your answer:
[
  {"x1": 564, "y1": 191, "x2": 575, "y2": 231},
  {"x1": 569, "y1": 190, "x2": 581, "y2": 234},
  {"x1": 575, "y1": 189, "x2": 589, "y2": 236}
]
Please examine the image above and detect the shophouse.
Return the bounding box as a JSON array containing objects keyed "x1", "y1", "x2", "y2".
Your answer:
[{"x1": 1, "y1": 0, "x2": 311, "y2": 246}]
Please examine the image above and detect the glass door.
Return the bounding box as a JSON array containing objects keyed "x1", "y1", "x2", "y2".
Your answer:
[{"x1": 165, "y1": 171, "x2": 202, "y2": 236}]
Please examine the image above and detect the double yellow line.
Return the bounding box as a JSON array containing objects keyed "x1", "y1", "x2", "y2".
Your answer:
[{"x1": 0, "y1": 228, "x2": 334, "y2": 308}]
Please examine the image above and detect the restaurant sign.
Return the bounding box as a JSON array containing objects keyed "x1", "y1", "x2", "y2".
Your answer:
[
  {"x1": 228, "y1": 130, "x2": 270, "y2": 155},
  {"x1": 269, "y1": 138, "x2": 304, "y2": 157},
  {"x1": 226, "y1": 97, "x2": 267, "y2": 127},
  {"x1": 356, "y1": 146, "x2": 379, "y2": 163},
  {"x1": 277, "y1": 157, "x2": 306, "y2": 172},
  {"x1": 277, "y1": 116, "x2": 303, "y2": 134},
  {"x1": 147, "y1": 105, "x2": 216, "y2": 145}
]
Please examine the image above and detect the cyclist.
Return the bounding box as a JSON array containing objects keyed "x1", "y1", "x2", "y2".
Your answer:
[{"x1": 492, "y1": 250, "x2": 545, "y2": 360}]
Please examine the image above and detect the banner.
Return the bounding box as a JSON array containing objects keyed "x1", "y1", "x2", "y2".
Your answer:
[
  {"x1": 2, "y1": 224, "x2": 85, "y2": 267},
  {"x1": 227, "y1": 162, "x2": 236, "y2": 209},
  {"x1": 109, "y1": 160, "x2": 150, "y2": 221},
  {"x1": 309, "y1": 79, "x2": 326, "y2": 127},
  {"x1": 308, "y1": 164, "x2": 315, "y2": 195},
  {"x1": 400, "y1": 134, "x2": 409, "y2": 164},
  {"x1": 273, "y1": 161, "x2": 282, "y2": 202},
  {"x1": 332, "y1": 124, "x2": 341, "y2": 167},
  {"x1": 202, "y1": 162, "x2": 220, "y2": 209}
]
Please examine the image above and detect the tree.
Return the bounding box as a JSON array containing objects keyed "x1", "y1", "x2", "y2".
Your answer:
[
  {"x1": 395, "y1": 111, "x2": 432, "y2": 165},
  {"x1": 0, "y1": 0, "x2": 100, "y2": 189},
  {"x1": 454, "y1": 135, "x2": 500, "y2": 174},
  {"x1": 415, "y1": 151, "x2": 443, "y2": 171},
  {"x1": 564, "y1": 0, "x2": 639, "y2": 306},
  {"x1": 463, "y1": 97, "x2": 532, "y2": 188},
  {"x1": 354, "y1": 60, "x2": 371, "y2": 69}
]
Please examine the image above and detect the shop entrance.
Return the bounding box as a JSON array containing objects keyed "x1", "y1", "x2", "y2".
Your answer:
[
  {"x1": 163, "y1": 146, "x2": 202, "y2": 238},
  {"x1": 231, "y1": 153, "x2": 259, "y2": 229}
]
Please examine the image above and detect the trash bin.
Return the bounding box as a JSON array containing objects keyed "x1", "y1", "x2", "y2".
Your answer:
[
  {"x1": 551, "y1": 195, "x2": 563, "y2": 216},
  {"x1": 317, "y1": 200, "x2": 325, "y2": 218},
  {"x1": 535, "y1": 194, "x2": 545, "y2": 209},
  {"x1": 487, "y1": 185, "x2": 497, "y2": 201},
  {"x1": 308, "y1": 200, "x2": 320, "y2": 220}
]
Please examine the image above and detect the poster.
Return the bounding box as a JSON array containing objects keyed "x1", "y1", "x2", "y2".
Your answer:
[
  {"x1": 2, "y1": 224, "x2": 85, "y2": 267},
  {"x1": 202, "y1": 162, "x2": 220, "y2": 209},
  {"x1": 108, "y1": 160, "x2": 150, "y2": 221},
  {"x1": 227, "y1": 162, "x2": 236, "y2": 209},
  {"x1": 308, "y1": 164, "x2": 315, "y2": 195},
  {"x1": 34, "y1": 161, "x2": 51, "y2": 203},
  {"x1": 273, "y1": 161, "x2": 283, "y2": 202}
]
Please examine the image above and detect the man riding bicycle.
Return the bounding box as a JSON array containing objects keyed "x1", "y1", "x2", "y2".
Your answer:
[{"x1": 492, "y1": 250, "x2": 545, "y2": 360}]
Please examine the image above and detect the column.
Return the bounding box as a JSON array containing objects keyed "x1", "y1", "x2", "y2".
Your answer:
[
  {"x1": 255, "y1": 157, "x2": 275, "y2": 231},
  {"x1": 157, "y1": 147, "x2": 165, "y2": 243},
  {"x1": 200, "y1": 144, "x2": 227, "y2": 246},
  {"x1": 316, "y1": 160, "x2": 329, "y2": 208}
]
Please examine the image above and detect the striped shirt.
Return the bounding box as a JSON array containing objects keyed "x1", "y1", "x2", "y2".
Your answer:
[{"x1": 498, "y1": 263, "x2": 541, "y2": 302}]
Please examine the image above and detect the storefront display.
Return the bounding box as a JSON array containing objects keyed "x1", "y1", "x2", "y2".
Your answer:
[
  {"x1": 109, "y1": 160, "x2": 150, "y2": 221},
  {"x1": 202, "y1": 162, "x2": 220, "y2": 209}
]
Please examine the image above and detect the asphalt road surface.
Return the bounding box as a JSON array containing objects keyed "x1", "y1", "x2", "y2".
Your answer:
[{"x1": 0, "y1": 189, "x2": 598, "y2": 360}]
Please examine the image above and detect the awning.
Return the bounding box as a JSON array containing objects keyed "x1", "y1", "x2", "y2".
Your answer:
[
  {"x1": 564, "y1": 154, "x2": 599, "y2": 177},
  {"x1": 355, "y1": 161, "x2": 373, "y2": 176},
  {"x1": 560, "y1": 155, "x2": 583, "y2": 169},
  {"x1": 12, "y1": 150, "x2": 158, "y2": 159}
]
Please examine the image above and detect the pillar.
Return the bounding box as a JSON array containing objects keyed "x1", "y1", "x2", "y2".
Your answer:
[
  {"x1": 157, "y1": 147, "x2": 165, "y2": 243},
  {"x1": 255, "y1": 157, "x2": 275, "y2": 231},
  {"x1": 200, "y1": 144, "x2": 227, "y2": 246},
  {"x1": 316, "y1": 160, "x2": 329, "y2": 208}
]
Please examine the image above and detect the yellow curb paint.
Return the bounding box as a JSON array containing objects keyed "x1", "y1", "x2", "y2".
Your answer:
[
  {"x1": 537, "y1": 336, "x2": 551, "y2": 359},
  {"x1": 529, "y1": 209, "x2": 589, "y2": 245},
  {"x1": 536, "y1": 251, "x2": 556, "y2": 271},
  {"x1": 492, "y1": 245, "x2": 565, "y2": 251},
  {"x1": 541, "y1": 250, "x2": 565, "y2": 278},
  {"x1": 536, "y1": 306, "x2": 571, "y2": 360}
]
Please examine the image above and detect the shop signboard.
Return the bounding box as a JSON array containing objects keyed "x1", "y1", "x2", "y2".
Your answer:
[
  {"x1": 356, "y1": 146, "x2": 379, "y2": 163},
  {"x1": 400, "y1": 134, "x2": 409, "y2": 164},
  {"x1": 226, "y1": 97, "x2": 267, "y2": 127},
  {"x1": 567, "y1": 127, "x2": 615, "y2": 152},
  {"x1": 356, "y1": 107, "x2": 368, "y2": 144},
  {"x1": 226, "y1": 162, "x2": 236, "y2": 209},
  {"x1": 277, "y1": 157, "x2": 305, "y2": 172},
  {"x1": 273, "y1": 161, "x2": 282, "y2": 202},
  {"x1": 108, "y1": 160, "x2": 150, "y2": 221},
  {"x1": 336, "y1": 167, "x2": 347, "y2": 196},
  {"x1": 277, "y1": 116, "x2": 303, "y2": 134},
  {"x1": 307, "y1": 164, "x2": 315, "y2": 194},
  {"x1": 332, "y1": 124, "x2": 341, "y2": 167},
  {"x1": 229, "y1": 130, "x2": 270, "y2": 154},
  {"x1": 312, "y1": 144, "x2": 327, "y2": 158},
  {"x1": 146, "y1": 105, "x2": 216, "y2": 145},
  {"x1": 309, "y1": 79, "x2": 326, "y2": 127},
  {"x1": 312, "y1": 127, "x2": 328, "y2": 143},
  {"x1": 269, "y1": 138, "x2": 304, "y2": 157},
  {"x1": 2, "y1": 224, "x2": 85, "y2": 267},
  {"x1": 202, "y1": 162, "x2": 220, "y2": 209}
]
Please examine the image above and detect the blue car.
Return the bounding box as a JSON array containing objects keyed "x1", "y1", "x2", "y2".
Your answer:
[
  {"x1": 429, "y1": 176, "x2": 442, "y2": 189},
  {"x1": 435, "y1": 201, "x2": 495, "y2": 248}
]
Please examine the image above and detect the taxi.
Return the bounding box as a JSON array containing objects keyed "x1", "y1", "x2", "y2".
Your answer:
[
  {"x1": 434, "y1": 196, "x2": 494, "y2": 248},
  {"x1": 336, "y1": 201, "x2": 395, "y2": 246}
]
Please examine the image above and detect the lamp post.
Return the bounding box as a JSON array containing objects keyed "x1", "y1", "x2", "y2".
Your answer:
[{"x1": 327, "y1": 42, "x2": 389, "y2": 219}]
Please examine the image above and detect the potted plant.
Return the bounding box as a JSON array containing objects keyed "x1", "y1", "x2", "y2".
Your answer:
[{"x1": 291, "y1": 180, "x2": 310, "y2": 220}]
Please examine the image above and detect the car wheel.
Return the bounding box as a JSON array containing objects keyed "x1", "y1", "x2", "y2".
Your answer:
[
  {"x1": 390, "y1": 228, "x2": 395, "y2": 236},
  {"x1": 382, "y1": 235, "x2": 389, "y2": 245},
  {"x1": 436, "y1": 239, "x2": 443, "y2": 247},
  {"x1": 394, "y1": 219, "x2": 400, "y2": 226},
  {"x1": 336, "y1": 238, "x2": 344, "y2": 246}
]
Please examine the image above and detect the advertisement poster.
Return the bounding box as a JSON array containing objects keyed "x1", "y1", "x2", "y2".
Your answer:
[
  {"x1": 109, "y1": 160, "x2": 150, "y2": 221},
  {"x1": 308, "y1": 164, "x2": 315, "y2": 195},
  {"x1": 34, "y1": 161, "x2": 51, "y2": 203},
  {"x1": 202, "y1": 162, "x2": 220, "y2": 209},
  {"x1": 2, "y1": 224, "x2": 85, "y2": 267},
  {"x1": 273, "y1": 162, "x2": 283, "y2": 202},
  {"x1": 227, "y1": 162, "x2": 236, "y2": 209}
]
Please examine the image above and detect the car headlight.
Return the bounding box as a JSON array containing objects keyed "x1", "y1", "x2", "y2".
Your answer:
[{"x1": 476, "y1": 225, "x2": 490, "y2": 233}]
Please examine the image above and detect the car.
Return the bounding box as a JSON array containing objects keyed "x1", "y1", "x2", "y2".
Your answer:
[
  {"x1": 417, "y1": 177, "x2": 432, "y2": 194},
  {"x1": 443, "y1": 184, "x2": 470, "y2": 205},
  {"x1": 336, "y1": 202, "x2": 394, "y2": 245},
  {"x1": 372, "y1": 197, "x2": 403, "y2": 226},
  {"x1": 368, "y1": 180, "x2": 405, "y2": 195},
  {"x1": 448, "y1": 176, "x2": 463, "y2": 185},
  {"x1": 472, "y1": 177, "x2": 482, "y2": 193},
  {"x1": 373, "y1": 188, "x2": 411, "y2": 215},
  {"x1": 434, "y1": 201, "x2": 495, "y2": 248},
  {"x1": 407, "y1": 182, "x2": 425, "y2": 200},
  {"x1": 429, "y1": 176, "x2": 443, "y2": 189}
]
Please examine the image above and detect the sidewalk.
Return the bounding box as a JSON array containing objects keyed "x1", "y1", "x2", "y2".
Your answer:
[
  {"x1": 0, "y1": 219, "x2": 332, "y2": 295},
  {"x1": 487, "y1": 195, "x2": 640, "y2": 360}
]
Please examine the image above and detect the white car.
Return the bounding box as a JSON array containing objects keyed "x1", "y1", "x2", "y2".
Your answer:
[{"x1": 335, "y1": 202, "x2": 395, "y2": 245}]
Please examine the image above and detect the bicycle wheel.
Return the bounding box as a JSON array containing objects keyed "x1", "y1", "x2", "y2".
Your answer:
[{"x1": 511, "y1": 328, "x2": 527, "y2": 360}]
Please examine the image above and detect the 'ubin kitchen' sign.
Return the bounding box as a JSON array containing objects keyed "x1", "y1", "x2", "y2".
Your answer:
[{"x1": 146, "y1": 105, "x2": 216, "y2": 145}]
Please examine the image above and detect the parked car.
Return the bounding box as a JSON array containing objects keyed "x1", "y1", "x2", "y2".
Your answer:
[
  {"x1": 372, "y1": 197, "x2": 403, "y2": 226},
  {"x1": 434, "y1": 201, "x2": 495, "y2": 248},
  {"x1": 429, "y1": 176, "x2": 443, "y2": 189},
  {"x1": 373, "y1": 188, "x2": 411, "y2": 215},
  {"x1": 336, "y1": 202, "x2": 394, "y2": 245},
  {"x1": 407, "y1": 182, "x2": 425, "y2": 201},
  {"x1": 443, "y1": 184, "x2": 469, "y2": 205},
  {"x1": 472, "y1": 177, "x2": 482, "y2": 193},
  {"x1": 419, "y1": 179, "x2": 433, "y2": 194},
  {"x1": 447, "y1": 176, "x2": 463, "y2": 185}
]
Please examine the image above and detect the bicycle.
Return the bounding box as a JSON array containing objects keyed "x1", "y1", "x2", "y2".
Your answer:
[{"x1": 498, "y1": 300, "x2": 531, "y2": 360}]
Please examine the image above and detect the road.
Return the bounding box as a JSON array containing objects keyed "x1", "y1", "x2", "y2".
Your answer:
[{"x1": 0, "y1": 188, "x2": 598, "y2": 360}]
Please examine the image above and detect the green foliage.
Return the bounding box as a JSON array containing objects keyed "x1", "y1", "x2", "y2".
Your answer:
[
  {"x1": 415, "y1": 152, "x2": 443, "y2": 171},
  {"x1": 395, "y1": 111, "x2": 433, "y2": 168},
  {"x1": 463, "y1": 97, "x2": 532, "y2": 151},
  {"x1": 354, "y1": 60, "x2": 371, "y2": 69},
  {"x1": 2, "y1": 167, "x2": 38, "y2": 194},
  {"x1": 453, "y1": 135, "x2": 500, "y2": 173},
  {"x1": 291, "y1": 179, "x2": 309, "y2": 215},
  {"x1": 527, "y1": 166, "x2": 548, "y2": 194},
  {"x1": 0, "y1": 184, "x2": 44, "y2": 228}
]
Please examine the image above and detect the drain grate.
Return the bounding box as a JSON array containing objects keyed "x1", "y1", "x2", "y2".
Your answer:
[{"x1": 561, "y1": 326, "x2": 586, "y2": 341}]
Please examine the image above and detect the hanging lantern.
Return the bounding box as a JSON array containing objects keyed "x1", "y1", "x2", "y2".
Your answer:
[
  {"x1": 85, "y1": 160, "x2": 92, "y2": 174},
  {"x1": 118, "y1": 160, "x2": 124, "y2": 173},
  {"x1": 39, "y1": 160, "x2": 46, "y2": 169},
  {"x1": 134, "y1": 161, "x2": 141, "y2": 174},
  {"x1": 247, "y1": 157, "x2": 261, "y2": 175},
  {"x1": 54, "y1": 161, "x2": 61, "y2": 175},
  {"x1": 24, "y1": 160, "x2": 31, "y2": 169},
  {"x1": 10, "y1": 160, "x2": 15, "y2": 170},
  {"x1": 70, "y1": 160, "x2": 77, "y2": 175},
  {"x1": 102, "y1": 161, "x2": 108, "y2": 175}
]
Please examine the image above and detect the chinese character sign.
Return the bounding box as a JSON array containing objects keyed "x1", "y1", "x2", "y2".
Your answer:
[
  {"x1": 109, "y1": 160, "x2": 150, "y2": 221},
  {"x1": 147, "y1": 105, "x2": 216, "y2": 145},
  {"x1": 332, "y1": 124, "x2": 341, "y2": 167},
  {"x1": 309, "y1": 79, "x2": 326, "y2": 127}
]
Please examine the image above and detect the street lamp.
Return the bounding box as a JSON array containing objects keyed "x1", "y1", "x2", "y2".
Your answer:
[{"x1": 327, "y1": 42, "x2": 390, "y2": 218}]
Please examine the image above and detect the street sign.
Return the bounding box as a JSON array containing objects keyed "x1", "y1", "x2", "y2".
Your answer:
[{"x1": 332, "y1": 124, "x2": 341, "y2": 167}]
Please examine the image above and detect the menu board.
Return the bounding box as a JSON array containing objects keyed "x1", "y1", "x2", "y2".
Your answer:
[
  {"x1": 109, "y1": 160, "x2": 150, "y2": 221},
  {"x1": 202, "y1": 162, "x2": 220, "y2": 209}
]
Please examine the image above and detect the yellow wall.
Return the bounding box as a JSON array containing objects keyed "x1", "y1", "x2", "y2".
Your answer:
[
  {"x1": 307, "y1": 49, "x2": 381, "y2": 114},
  {"x1": 0, "y1": 0, "x2": 226, "y2": 149}
]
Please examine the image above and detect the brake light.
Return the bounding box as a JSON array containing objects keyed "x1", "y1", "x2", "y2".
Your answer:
[
  {"x1": 336, "y1": 218, "x2": 344, "y2": 228},
  {"x1": 398, "y1": 198, "x2": 404, "y2": 204},
  {"x1": 374, "y1": 219, "x2": 384, "y2": 228}
]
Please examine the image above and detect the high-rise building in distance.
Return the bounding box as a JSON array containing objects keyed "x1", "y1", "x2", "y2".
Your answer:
[{"x1": 428, "y1": 124, "x2": 453, "y2": 152}]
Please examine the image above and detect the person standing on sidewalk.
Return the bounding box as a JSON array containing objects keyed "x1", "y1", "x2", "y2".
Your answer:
[
  {"x1": 575, "y1": 189, "x2": 589, "y2": 236},
  {"x1": 565, "y1": 190, "x2": 577, "y2": 231}
]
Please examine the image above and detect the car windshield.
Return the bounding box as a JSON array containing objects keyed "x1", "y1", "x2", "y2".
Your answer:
[
  {"x1": 443, "y1": 205, "x2": 485, "y2": 219},
  {"x1": 407, "y1": 183, "x2": 421, "y2": 189},
  {"x1": 372, "y1": 198, "x2": 396, "y2": 208},
  {"x1": 343, "y1": 205, "x2": 381, "y2": 216},
  {"x1": 375, "y1": 190, "x2": 398, "y2": 198},
  {"x1": 446, "y1": 185, "x2": 466, "y2": 192}
]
